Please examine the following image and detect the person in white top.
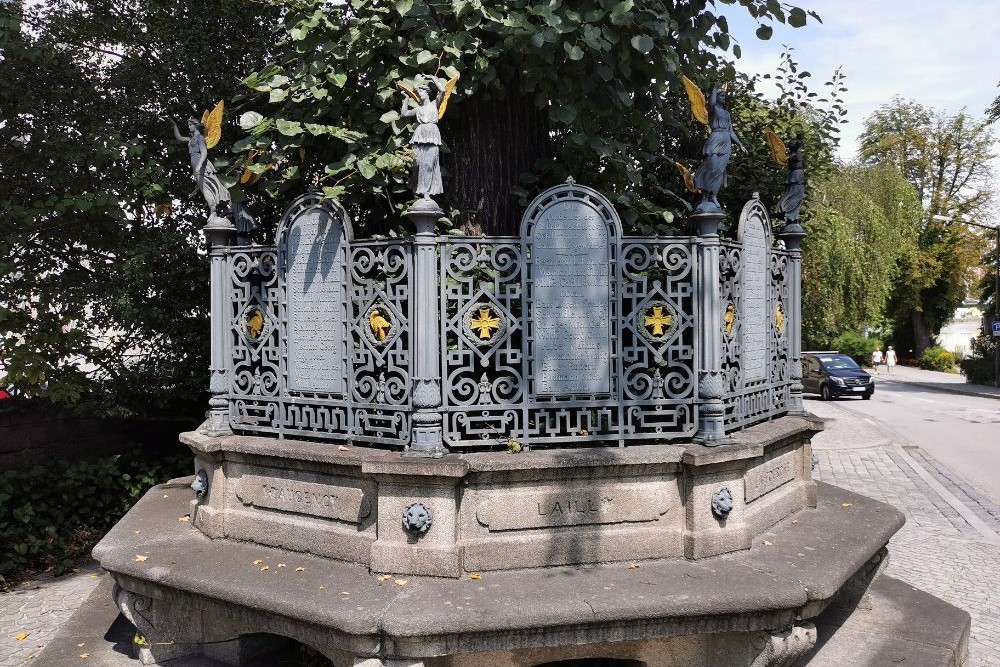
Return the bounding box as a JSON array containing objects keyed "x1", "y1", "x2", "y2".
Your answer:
[
  {"x1": 871, "y1": 348, "x2": 883, "y2": 374},
  {"x1": 885, "y1": 346, "x2": 897, "y2": 374}
]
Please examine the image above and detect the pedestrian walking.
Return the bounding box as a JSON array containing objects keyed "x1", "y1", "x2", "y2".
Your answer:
[
  {"x1": 885, "y1": 345, "x2": 897, "y2": 375},
  {"x1": 871, "y1": 348, "x2": 883, "y2": 374}
]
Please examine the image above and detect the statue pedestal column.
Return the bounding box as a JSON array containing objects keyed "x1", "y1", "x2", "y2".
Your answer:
[
  {"x1": 405, "y1": 197, "x2": 447, "y2": 458},
  {"x1": 780, "y1": 221, "x2": 808, "y2": 416},
  {"x1": 202, "y1": 214, "x2": 236, "y2": 437},
  {"x1": 692, "y1": 211, "x2": 732, "y2": 445}
]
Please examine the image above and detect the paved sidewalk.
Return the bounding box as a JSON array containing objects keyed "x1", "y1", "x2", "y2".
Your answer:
[
  {"x1": 0, "y1": 560, "x2": 103, "y2": 667},
  {"x1": 809, "y1": 398, "x2": 1000, "y2": 667},
  {"x1": 866, "y1": 363, "x2": 1000, "y2": 400}
]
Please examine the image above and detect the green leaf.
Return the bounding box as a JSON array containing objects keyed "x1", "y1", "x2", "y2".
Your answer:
[
  {"x1": 396, "y1": 0, "x2": 413, "y2": 15},
  {"x1": 275, "y1": 119, "x2": 303, "y2": 136},
  {"x1": 416, "y1": 50, "x2": 435, "y2": 65},
  {"x1": 380, "y1": 110, "x2": 401, "y2": 123},
  {"x1": 755, "y1": 25, "x2": 773, "y2": 40},
  {"x1": 329, "y1": 72, "x2": 348, "y2": 88},
  {"x1": 269, "y1": 88, "x2": 287, "y2": 103},
  {"x1": 564, "y1": 42, "x2": 584, "y2": 60},
  {"x1": 789, "y1": 8, "x2": 807, "y2": 27},
  {"x1": 630, "y1": 34, "x2": 654, "y2": 54},
  {"x1": 358, "y1": 157, "x2": 377, "y2": 179}
]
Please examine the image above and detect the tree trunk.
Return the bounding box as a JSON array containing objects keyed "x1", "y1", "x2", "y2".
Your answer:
[
  {"x1": 911, "y1": 308, "x2": 932, "y2": 355},
  {"x1": 442, "y1": 89, "x2": 550, "y2": 236}
]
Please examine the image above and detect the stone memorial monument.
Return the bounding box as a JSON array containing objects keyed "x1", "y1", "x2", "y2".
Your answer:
[{"x1": 85, "y1": 76, "x2": 971, "y2": 667}]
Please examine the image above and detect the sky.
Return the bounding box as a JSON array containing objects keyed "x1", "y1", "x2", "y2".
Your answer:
[{"x1": 722, "y1": 0, "x2": 1000, "y2": 165}]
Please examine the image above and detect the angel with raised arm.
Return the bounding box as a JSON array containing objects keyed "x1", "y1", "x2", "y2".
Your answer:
[
  {"x1": 682, "y1": 77, "x2": 746, "y2": 214},
  {"x1": 399, "y1": 75, "x2": 458, "y2": 199},
  {"x1": 167, "y1": 101, "x2": 257, "y2": 244},
  {"x1": 769, "y1": 130, "x2": 805, "y2": 225}
]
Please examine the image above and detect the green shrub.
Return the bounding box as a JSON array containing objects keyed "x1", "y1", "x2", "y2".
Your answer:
[
  {"x1": 918, "y1": 346, "x2": 956, "y2": 372},
  {"x1": 0, "y1": 451, "x2": 189, "y2": 586},
  {"x1": 958, "y1": 332, "x2": 996, "y2": 385},
  {"x1": 829, "y1": 331, "x2": 880, "y2": 366}
]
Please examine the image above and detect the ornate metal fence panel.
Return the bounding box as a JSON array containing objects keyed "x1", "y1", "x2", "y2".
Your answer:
[
  {"x1": 227, "y1": 247, "x2": 281, "y2": 433},
  {"x1": 721, "y1": 198, "x2": 792, "y2": 429},
  {"x1": 349, "y1": 239, "x2": 412, "y2": 446},
  {"x1": 439, "y1": 239, "x2": 524, "y2": 447}
]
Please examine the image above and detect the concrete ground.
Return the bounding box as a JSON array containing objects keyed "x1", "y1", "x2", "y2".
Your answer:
[{"x1": 1, "y1": 365, "x2": 997, "y2": 667}]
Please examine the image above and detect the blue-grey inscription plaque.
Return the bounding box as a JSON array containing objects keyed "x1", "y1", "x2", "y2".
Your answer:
[
  {"x1": 531, "y1": 200, "x2": 612, "y2": 395},
  {"x1": 739, "y1": 205, "x2": 769, "y2": 383},
  {"x1": 284, "y1": 206, "x2": 347, "y2": 394}
]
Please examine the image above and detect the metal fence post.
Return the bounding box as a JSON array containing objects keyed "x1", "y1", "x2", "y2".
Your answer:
[
  {"x1": 405, "y1": 198, "x2": 447, "y2": 457},
  {"x1": 693, "y1": 211, "x2": 731, "y2": 445},
  {"x1": 203, "y1": 216, "x2": 236, "y2": 436},
  {"x1": 780, "y1": 221, "x2": 807, "y2": 414}
]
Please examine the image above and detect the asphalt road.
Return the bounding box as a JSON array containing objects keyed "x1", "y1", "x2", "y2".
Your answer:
[{"x1": 806, "y1": 379, "x2": 1000, "y2": 499}]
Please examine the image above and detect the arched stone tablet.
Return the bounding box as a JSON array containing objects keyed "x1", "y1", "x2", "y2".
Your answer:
[
  {"x1": 277, "y1": 193, "x2": 353, "y2": 395},
  {"x1": 521, "y1": 182, "x2": 622, "y2": 396},
  {"x1": 737, "y1": 198, "x2": 772, "y2": 384}
]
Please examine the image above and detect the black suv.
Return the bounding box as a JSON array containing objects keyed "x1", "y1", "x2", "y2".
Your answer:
[{"x1": 802, "y1": 352, "x2": 875, "y2": 400}]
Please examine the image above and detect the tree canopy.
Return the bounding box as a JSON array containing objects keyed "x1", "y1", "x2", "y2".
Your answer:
[
  {"x1": 858, "y1": 98, "x2": 996, "y2": 353},
  {"x1": 235, "y1": 0, "x2": 821, "y2": 235},
  {"x1": 0, "y1": 0, "x2": 278, "y2": 415}
]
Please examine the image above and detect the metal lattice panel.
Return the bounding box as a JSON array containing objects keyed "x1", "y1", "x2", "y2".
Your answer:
[{"x1": 220, "y1": 187, "x2": 795, "y2": 450}]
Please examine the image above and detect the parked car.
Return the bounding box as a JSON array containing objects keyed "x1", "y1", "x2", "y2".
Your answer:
[{"x1": 802, "y1": 351, "x2": 875, "y2": 400}]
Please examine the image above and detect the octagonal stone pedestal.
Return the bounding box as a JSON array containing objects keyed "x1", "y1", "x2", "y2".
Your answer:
[{"x1": 90, "y1": 415, "x2": 970, "y2": 667}]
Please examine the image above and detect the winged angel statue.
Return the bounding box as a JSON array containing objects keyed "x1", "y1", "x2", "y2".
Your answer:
[
  {"x1": 767, "y1": 129, "x2": 805, "y2": 225},
  {"x1": 168, "y1": 101, "x2": 257, "y2": 244},
  {"x1": 676, "y1": 76, "x2": 746, "y2": 214},
  {"x1": 398, "y1": 75, "x2": 459, "y2": 199}
]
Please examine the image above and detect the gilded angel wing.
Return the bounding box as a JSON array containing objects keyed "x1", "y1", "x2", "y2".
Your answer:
[
  {"x1": 681, "y1": 75, "x2": 709, "y2": 127},
  {"x1": 766, "y1": 128, "x2": 788, "y2": 166},
  {"x1": 438, "y1": 75, "x2": 460, "y2": 120},
  {"x1": 674, "y1": 160, "x2": 698, "y2": 193},
  {"x1": 204, "y1": 100, "x2": 225, "y2": 149},
  {"x1": 397, "y1": 81, "x2": 420, "y2": 103}
]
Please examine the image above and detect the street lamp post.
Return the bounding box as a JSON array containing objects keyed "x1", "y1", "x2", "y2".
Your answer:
[{"x1": 933, "y1": 214, "x2": 1000, "y2": 387}]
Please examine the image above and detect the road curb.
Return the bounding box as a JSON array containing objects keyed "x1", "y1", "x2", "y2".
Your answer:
[{"x1": 876, "y1": 378, "x2": 1000, "y2": 402}]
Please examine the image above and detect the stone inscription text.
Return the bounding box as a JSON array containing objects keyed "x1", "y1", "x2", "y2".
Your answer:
[
  {"x1": 741, "y1": 212, "x2": 768, "y2": 383},
  {"x1": 286, "y1": 209, "x2": 345, "y2": 393},
  {"x1": 744, "y1": 451, "x2": 796, "y2": 502},
  {"x1": 531, "y1": 201, "x2": 612, "y2": 395},
  {"x1": 236, "y1": 474, "x2": 371, "y2": 524},
  {"x1": 476, "y1": 484, "x2": 671, "y2": 531}
]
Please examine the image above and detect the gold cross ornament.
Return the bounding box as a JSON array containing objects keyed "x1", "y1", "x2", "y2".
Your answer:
[
  {"x1": 470, "y1": 307, "x2": 500, "y2": 339},
  {"x1": 644, "y1": 306, "x2": 673, "y2": 337}
]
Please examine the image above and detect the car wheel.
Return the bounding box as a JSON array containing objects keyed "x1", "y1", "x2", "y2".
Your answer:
[
  {"x1": 862, "y1": 390, "x2": 872, "y2": 400},
  {"x1": 820, "y1": 384, "x2": 832, "y2": 401}
]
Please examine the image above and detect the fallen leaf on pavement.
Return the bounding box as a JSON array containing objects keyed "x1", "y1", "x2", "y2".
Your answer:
[
  {"x1": 260, "y1": 566, "x2": 269, "y2": 572},
  {"x1": 134, "y1": 555, "x2": 148, "y2": 562},
  {"x1": 80, "y1": 654, "x2": 90, "y2": 659},
  {"x1": 253, "y1": 559, "x2": 264, "y2": 565},
  {"x1": 319, "y1": 586, "x2": 325, "y2": 590},
  {"x1": 762, "y1": 540, "x2": 773, "y2": 546},
  {"x1": 627, "y1": 562, "x2": 640, "y2": 570},
  {"x1": 14, "y1": 632, "x2": 30, "y2": 641},
  {"x1": 277, "y1": 563, "x2": 286, "y2": 568},
  {"x1": 295, "y1": 567, "x2": 305, "y2": 572},
  {"x1": 178, "y1": 515, "x2": 190, "y2": 522},
  {"x1": 469, "y1": 572, "x2": 481, "y2": 580},
  {"x1": 338, "y1": 445, "x2": 349, "y2": 451},
  {"x1": 378, "y1": 574, "x2": 392, "y2": 582},
  {"x1": 394, "y1": 579, "x2": 408, "y2": 586},
  {"x1": 77, "y1": 643, "x2": 85, "y2": 647},
  {"x1": 841, "y1": 503, "x2": 853, "y2": 508},
  {"x1": 340, "y1": 591, "x2": 350, "y2": 595}
]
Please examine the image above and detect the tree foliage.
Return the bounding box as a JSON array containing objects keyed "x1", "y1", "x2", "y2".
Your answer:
[
  {"x1": 235, "y1": 0, "x2": 821, "y2": 235},
  {"x1": 0, "y1": 1, "x2": 278, "y2": 416},
  {"x1": 858, "y1": 98, "x2": 995, "y2": 353},
  {"x1": 801, "y1": 163, "x2": 921, "y2": 348}
]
